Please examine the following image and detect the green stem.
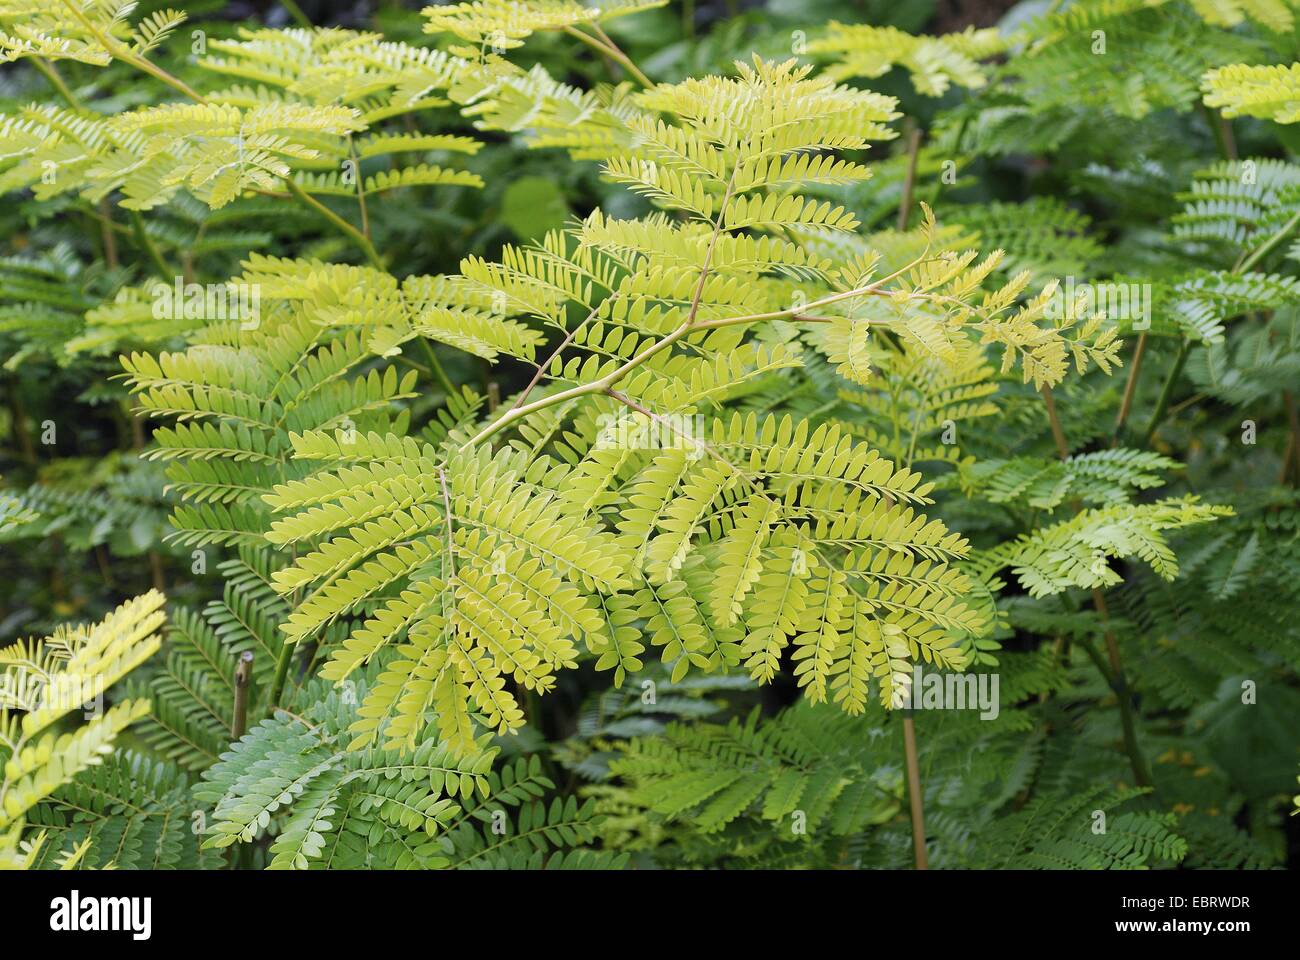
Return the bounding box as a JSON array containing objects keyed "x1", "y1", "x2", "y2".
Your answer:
[
  {"x1": 419, "y1": 338, "x2": 456, "y2": 396},
  {"x1": 30, "y1": 57, "x2": 80, "y2": 108},
  {"x1": 1133, "y1": 196, "x2": 1294, "y2": 447},
  {"x1": 1201, "y1": 103, "x2": 1236, "y2": 162},
  {"x1": 1236, "y1": 207, "x2": 1300, "y2": 274},
  {"x1": 1141, "y1": 339, "x2": 1190, "y2": 446},
  {"x1": 280, "y1": 0, "x2": 313, "y2": 28},
  {"x1": 1079, "y1": 603, "x2": 1155, "y2": 791},
  {"x1": 1042, "y1": 388, "x2": 1154, "y2": 789},
  {"x1": 1078, "y1": 636, "x2": 1113, "y2": 684},
  {"x1": 562, "y1": 25, "x2": 653, "y2": 88},
  {"x1": 283, "y1": 178, "x2": 385, "y2": 269},
  {"x1": 130, "y1": 211, "x2": 172, "y2": 279},
  {"x1": 59, "y1": 0, "x2": 207, "y2": 102},
  {"x1": 1091, "y1": 592, "x2": 1155, "y2": 789},
  {"x1": 269, "y1": 642, "x2": 295, "y2": 711}
]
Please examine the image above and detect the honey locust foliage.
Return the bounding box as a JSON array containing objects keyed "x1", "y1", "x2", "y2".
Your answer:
[
  {"x1": 244, "y1": 54, "x2": 1129, "y2": 756},
  {"x1": 0, "y1": 0, "x2": 1294, "y2": 873},
  {"x1": 101, "y1": 42, "x2": 1128, "y2": 764},
  {"x1": 1, "y1": 592, "x2": 166, "y2": 868}
]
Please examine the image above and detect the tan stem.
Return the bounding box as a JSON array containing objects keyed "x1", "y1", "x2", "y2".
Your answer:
[
  {"x1": 1112, "y1": 332, "x2": 1147, "y2": 442},
  {"x1": 1041, "y1": 386, "x2": 1154, "y2": 788},
  {"x1": 231, "y1": 652, "x2": 254, "y2": 740},
  {"x1": 902, "y1": 715, "x2": 928, "y2": 870},
  {"x1": 896, "y1": 121, "x2": 922, "y2": 232},
  {"x1": 1284, "y1": 391, "x2": 1300, "y2": 487},
  {"x1": 1040, "y1": 386, "x2": 1070, "y2": 459}
]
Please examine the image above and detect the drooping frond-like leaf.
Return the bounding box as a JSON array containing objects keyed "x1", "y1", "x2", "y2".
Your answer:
[
  {"x1": 1203, "y1": 62, "x2": 1300, "y2": 124},
  {"x1": 0, "y1": 592, "x2": 166, "y2": 843},
  {"x1": 809, "y1": 23, "x2": 1005, "y2": 96},
  {"x1": 973, "y1": 497, "x2": 1233, "y2": 597}
]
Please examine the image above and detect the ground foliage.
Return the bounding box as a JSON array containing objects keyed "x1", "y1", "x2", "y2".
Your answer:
[{"x1": 0, "y1": 0, "x2": 1297, "y2": 870}]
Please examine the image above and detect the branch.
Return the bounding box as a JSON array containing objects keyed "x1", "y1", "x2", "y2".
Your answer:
[
  {"x1": 459, "y1": 248, "x2": 940, "y2": 450},
  {"x1": 462, "y1": 165, "x2": 742, "y2": 449},
  {"x1": 283, "y1": 179, "x2": 385, "y2": 270},
  {"x1": 30, "y1": 57, "x2": 81, "y2": 108},
  {"x1": 1141, "y1": 339, "x2": 1190, "y2": 447},
  {"x1": 901, "y1": 714, "x2": 928, "y2": 869},
  {"x1": 511, "y1": 297, "x2": 615, "y2": 412},
  {"x1": 562, "y1": 25, "x2": 653, "y2": 88},
  {"x1": 60, "y1": 0, "x2": 206, "y2": 102},
  {"x1": 57, "y1": 0, "x2": 386, "y2": 269},
  {"x1": 1040, "y1": 386, "x2": 1154, "y2": 789},
  {"x1": 1112, "y1": 332, "x2": 1147, "y2": 442},
  {"x1": 896, "y1": 120, "x2": 922, "y2": 232}
]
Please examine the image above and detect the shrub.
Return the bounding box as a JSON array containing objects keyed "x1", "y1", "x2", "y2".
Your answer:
[{"x1": 0, "y1": 0, "x2": 1296, "y2": 871}]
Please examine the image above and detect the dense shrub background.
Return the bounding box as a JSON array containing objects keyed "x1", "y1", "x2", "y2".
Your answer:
[{"x1": 1, "y1": 0, "x2": 1297, "y2": 870}]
